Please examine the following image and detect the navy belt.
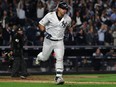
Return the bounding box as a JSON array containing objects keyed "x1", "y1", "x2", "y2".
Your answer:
[{"x1": 46, "y1": 38, "x2": 62, "y2": 41}]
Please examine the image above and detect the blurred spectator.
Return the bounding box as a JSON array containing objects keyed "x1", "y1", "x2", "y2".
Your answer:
[
  {"x1": 94, "y1": 14, "x2": 101, "y2": 30},
  {"x1": 111, "y1": 20, "x2": 116, "y2": 32},
  {"x1": 46, "y1": 0, "x2": 59, "y2": 12},
  {"x1": 0, "y1": 0, "x2": 116, "y2": 46},
  {"x1": 24, "y1": 0, "x2": 37, "y2": 20},
  {"x1": 112, "y1": 29, "x2": 116, "y2": 46},
  {"x1": 101, "y1": 10, "x2": 110, "y2": 24},
  {"x1": 105, "y1": 6, "x2": 112, "y2": 20},
  {"x1": 1, "y1": 10, "x2": 9, "y2": 29},
  {"x1": 36, "y1": 0, "x2": 46, "y2": 22},
  {"x1": 110, "y1": 0, "x2": 116, "y2": 8},
  {"x1": 65, "y1": 0, "x2": 74, "y2": 17},
  {"x1": 16, "y1": 0, "x2": 26, "y2": 27},
  {"x1": 1, "y1": 0, "x2": 9, "y2": 11},
  {"x1": 0, "y1": 25, "x2": 3, "y2": 45},
  {"x1": 1, "y1": 50, "x2": 14, "y2": 69},
  {"x1": 0, "y1": 1, "x2": 3, "y2": 21},
  {"x1": 86, "y1": 27, "x2": 95, "y2": 45},
  {"x1": 72, "y1": 10, "x2": 82, "y2": 32},
  {"x1": 105, "y1": 49, "x2": 116, "y2": 57},
  {"x1": 92, "y1": 47, "x2": 103, "y2": 71},
  {"x1": 110, "y1": 8, "x2": 116, "y2": 22},
  {"x1": 111, "y1": 21, "x2": 116, "y2": 45},
  {"x1": 105, "y1": 29, "x2": 113, "y2": 46},
  {"x1": 94, "y1": 0, "x2": 103, "y2": 16},
  {"x1": 25, "y1": 25, "x2": 39, "y2": 45},
  {"x1": 8, "y1": 4, "x2": 18, "y2": 26},
  {"x1": 75, "y1": 28, "x2": 86, "y2": 45},
  {"x1": 64, "y1": 27, "x2": 76, "y2": 45},
  {"x1": 2, "y1": 24, "x2": 12, "y2": 46},
  {"x1": 97, "y1": 24, "x2": 107, "y2": 45},
  {"x1": 11, "y1": 25, "x2": 18, "y2": 37},
  {"x1": 81, "y1": 21, "x2": 90, "y2": 33}
]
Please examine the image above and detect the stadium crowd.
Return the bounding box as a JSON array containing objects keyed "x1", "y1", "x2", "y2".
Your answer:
[{"x1": 0, "y1": 0, "x2": 116, "y2": 46}]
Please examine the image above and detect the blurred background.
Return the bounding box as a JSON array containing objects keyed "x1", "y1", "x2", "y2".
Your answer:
[{"x1": 0, "y1": 0, "x2": 116, "y2": 74}]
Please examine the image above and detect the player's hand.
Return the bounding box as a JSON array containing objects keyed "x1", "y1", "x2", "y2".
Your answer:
[{"x1": 44, "y1": 32, "x2": 52, "y2": 39}]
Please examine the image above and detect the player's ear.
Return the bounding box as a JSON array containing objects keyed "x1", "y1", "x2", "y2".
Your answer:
[{"x1": 57, "y1": 7, "x2": 61, "y2": 11}]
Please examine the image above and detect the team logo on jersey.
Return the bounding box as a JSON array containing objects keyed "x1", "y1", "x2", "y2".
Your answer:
[{"x1": 62, "y1": 21, "x2": 67, "y2": 28}]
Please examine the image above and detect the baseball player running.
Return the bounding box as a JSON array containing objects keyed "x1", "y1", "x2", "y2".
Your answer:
[{"x1": 36, "y1": 1, "x2": 72, "y2": 85}]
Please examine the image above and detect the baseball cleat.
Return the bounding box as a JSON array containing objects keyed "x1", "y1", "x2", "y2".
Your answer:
[
  {"x1": 35, "y1": 58, "x2": 40, "y2": 65},
  {"x1": 55, "y1": 76, "x2": 64, "y2": 85},
  {"x1": 20, "y1": 75, "x2": 26, "y2": 79}
]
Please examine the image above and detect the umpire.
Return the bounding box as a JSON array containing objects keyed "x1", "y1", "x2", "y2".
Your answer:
[{"x1": 11, "y1": 27, "x2": 28, "y2": 79}]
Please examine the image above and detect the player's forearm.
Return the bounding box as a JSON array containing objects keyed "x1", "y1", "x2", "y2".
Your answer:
[{"x1": 38, "y1": 24, "x2": 45, "y2": 32}]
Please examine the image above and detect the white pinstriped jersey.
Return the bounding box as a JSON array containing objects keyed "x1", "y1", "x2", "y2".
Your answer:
[{"x1": 39, "y1": 11, "x2": 71, "y2": 40}]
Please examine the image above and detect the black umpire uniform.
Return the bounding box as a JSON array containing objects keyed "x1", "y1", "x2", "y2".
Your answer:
[{"x1": 11, "y1": 27, "x2": 28, "y2": 78}]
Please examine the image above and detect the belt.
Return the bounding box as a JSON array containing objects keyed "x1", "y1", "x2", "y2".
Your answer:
[{"x1": 46, "y1": 37, "x2": 62, "y2": 41}]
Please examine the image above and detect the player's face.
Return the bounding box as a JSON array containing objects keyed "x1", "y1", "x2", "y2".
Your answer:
[{"x1": 58, "y1": 8, "x2": 67, "y2": 17}]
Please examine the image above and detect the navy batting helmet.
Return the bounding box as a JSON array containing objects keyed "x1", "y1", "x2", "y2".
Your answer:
[{"x1": 58, "y1": 1, "x2": 69, "y2": 11}]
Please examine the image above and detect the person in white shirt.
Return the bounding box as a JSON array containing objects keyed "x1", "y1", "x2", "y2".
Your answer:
[
  {"x1": 16, "y1": 0, "x2": 26, "y2": 27},
  {"x1": 35, "y1": 1, "x2": 71, "y2": 85},
  {"x1": 92, "y1": 48, "x2": 103, "y2": 71},
  {"x1": 36, "y1": 0, "x2": 45, "y2": 22}
]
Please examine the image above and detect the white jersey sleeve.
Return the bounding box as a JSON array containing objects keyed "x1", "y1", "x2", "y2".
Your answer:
[{"x1": 39, "y1": 13, "x2": 50, "y2": 26}]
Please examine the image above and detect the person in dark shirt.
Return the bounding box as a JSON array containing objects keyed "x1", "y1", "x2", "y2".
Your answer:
[
  {"x1": 75, "y1": 29, "x2": 86, "y2": 45},
  {"x1": 11, "y1": 27, "x2": 28, "y2": 79},
  {"x1": 0, "y1": 26, "x2": 3, "y2": 45},
  {"x1": 92, "y1": 48, "x2": 103, "y2": 71}
]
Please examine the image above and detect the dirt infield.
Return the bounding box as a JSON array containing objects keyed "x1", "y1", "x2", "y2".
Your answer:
[{"x1": 0, "y1": 75, "x2": 116, "y2": 84}]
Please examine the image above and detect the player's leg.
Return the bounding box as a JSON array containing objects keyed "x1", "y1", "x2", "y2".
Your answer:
[
  {"x1": 54, "y1": 40, "x2": 64, "y2": 84},
  {"x1": 36, "y1": 38, "x2": 53, "y2": 64}
]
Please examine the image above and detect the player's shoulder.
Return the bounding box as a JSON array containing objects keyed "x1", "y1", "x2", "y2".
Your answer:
[
  {"x1": 43, "y1": 11, "x2": 56, "y2": 20},
  {"x1": 46, "y1": 11, "x2": 55, "y2": 16}
]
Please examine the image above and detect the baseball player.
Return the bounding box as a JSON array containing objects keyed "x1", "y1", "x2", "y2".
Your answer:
[{"x1": 36, "y1": 1, "x2": 72, "y2": 85}]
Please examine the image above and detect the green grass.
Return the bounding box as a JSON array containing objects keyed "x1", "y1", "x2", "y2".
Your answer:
[
  {"x1": 0, "y1": 82, "x2": 116, "y2": 87},
  {"x1": 0, "y1": 74, "x2": 116, "y2": 87}
]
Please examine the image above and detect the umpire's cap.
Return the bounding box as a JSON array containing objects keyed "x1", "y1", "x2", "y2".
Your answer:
[{"x1": 58, "y1": 1, "x2": 69, "y2": 11}]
